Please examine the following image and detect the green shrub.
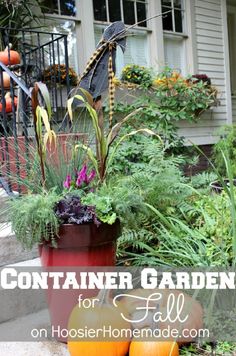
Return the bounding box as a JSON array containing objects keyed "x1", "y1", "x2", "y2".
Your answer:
[
  {"x1": 116, "y1": 148, "x2": 236, "y2": 267},
  {"x1": 115, "y1": 68, "x2": 217, "y2": 149},
  {"x1": 213, "y1": 125, "x2": 236, "y2": 176}
]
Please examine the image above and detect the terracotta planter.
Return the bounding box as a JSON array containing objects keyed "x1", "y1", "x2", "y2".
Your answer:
[
  {"x1": 39, "y1": 221, "x2": 121, "y2": 342},
  {"x1": 39, "y1": 221, "x2": 120, "y2": 266}
]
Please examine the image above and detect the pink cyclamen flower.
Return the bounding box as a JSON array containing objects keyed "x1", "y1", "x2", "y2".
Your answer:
[
  {"x1": 87, "y1": 169, "x2": 96, "y2": 184},
  {"x1": 76, "y1": 164, "x2": 88, "y2": 187},
  {"x1": 63, "y1": 175, "x2": 71, "y2": 189}
]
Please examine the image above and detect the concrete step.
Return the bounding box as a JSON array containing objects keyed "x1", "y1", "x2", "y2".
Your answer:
[
  {"x1": 9, "y1": 257, "x2": 41, "y2": 267},
  {"x1": 0, "y1": 341, "x2": 69, "y2": 356},
  {"x1": 0, "y1": 310, "x2": 69, "y2": 355},
  {"x1": 0, "y1": 223, "x2": 38, "y2": 266},
  {"x1": 0, "y1": 258, "x2": 47, "y2": 324}
]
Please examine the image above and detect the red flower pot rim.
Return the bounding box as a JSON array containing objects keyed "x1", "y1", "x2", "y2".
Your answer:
[{"x1": 41, "y1": 220, "x2": 121, "y2": 249}]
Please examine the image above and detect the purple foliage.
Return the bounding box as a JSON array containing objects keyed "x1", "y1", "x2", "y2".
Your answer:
[
  {"x1": 63, "y1": 164, "x2": 96, "y2": 190},
  {"x1": 55, "y1": 195, "x2": 100, "y2": 226},
  {"x1": 63, "y1": 175, "x2": 72, "y2": 189},
  {"x1": 87, "y1": 169, "x2": 96, "y2": 184},
  {"x1": 192, "y1": 74, "x2": 211, "y2": 86},
  {"x1": 76, "y1": 164, "x2": 88, "y2": 187}
]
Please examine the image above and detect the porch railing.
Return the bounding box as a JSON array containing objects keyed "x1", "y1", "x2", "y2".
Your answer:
[{"x1": 0, "y1": 27, "x2": 74, "y2": 193}]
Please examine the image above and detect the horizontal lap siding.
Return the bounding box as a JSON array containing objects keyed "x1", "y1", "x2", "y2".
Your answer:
[
  {"x1": 178, "y1": 0, "x2": 228, "y2": 145},
  {"x1": 232, "y1": 97, "x2": 236, "y2": 122}
]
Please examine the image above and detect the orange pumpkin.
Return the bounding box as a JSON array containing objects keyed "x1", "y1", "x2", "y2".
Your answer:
[
  {"x1": 120, "y1": 289, "x2": 203, "y2": 344},
  {"x1": 129, "y1": 340, "x2": 179, "y2": 356},
  {"x1": 0, "y1": 72, "x2": 11, "y2": 88},
  {"x1": 0, "y1": 46, "x2": 20, "y2": 65},
  {"x1": 68, "y1": 290, "x2": 131, "y2": 356},
  {"x1": 0, "y1": 93, "x2": 18, "y2": 113},
  {"x1": 69, "y1": 341, "x2": 130, "y2": 356}
]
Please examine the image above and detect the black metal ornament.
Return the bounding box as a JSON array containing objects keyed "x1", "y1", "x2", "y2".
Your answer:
[
  {"x1": 77, "y1": 11, "x2": 172, "y2": 127},
  {"x1": 79, "y1": 21, "x2": 126, "y2": 99}
]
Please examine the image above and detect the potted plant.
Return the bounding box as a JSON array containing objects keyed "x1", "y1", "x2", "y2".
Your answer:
[
  {"x1": 5, "y1": 82, "x2": 154, "y2": 340},
  {"x1": 42, "y1": 64, "x2": 78, "y2": 88}
]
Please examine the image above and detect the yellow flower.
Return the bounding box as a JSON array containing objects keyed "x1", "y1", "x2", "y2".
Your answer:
[{"x1": 113, "y1": 77, "x2": 121, "y2": 86}]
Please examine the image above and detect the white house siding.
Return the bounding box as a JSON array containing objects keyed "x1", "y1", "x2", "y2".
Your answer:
[
  {"x1": 232, "y1": 97, "x2": 236, "y2": 122},
  {"x1": 178, "y1": 0, "x2": 230, "y2": 145}
]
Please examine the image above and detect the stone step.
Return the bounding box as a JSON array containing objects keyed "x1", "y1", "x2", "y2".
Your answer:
[
  {"x1": 0, "y1": 258, "x2": 47, "y2": 324},
  {"x1": 0, "y1": 310, "x2": 69, "y2": 355},
  {"x1": 0, "y1": 223, "x2": 38, "y2": 266}
]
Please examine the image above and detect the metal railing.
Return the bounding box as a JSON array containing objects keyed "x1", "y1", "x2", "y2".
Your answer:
[
  {"x1": 0, "y1": 27, "x2": 72, "y2": 134},
  {"x1": 0, "y1": 27, "x2": 73, "y2": 193}
]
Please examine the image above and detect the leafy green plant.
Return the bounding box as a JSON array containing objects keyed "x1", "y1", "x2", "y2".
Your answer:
[
  {"x1": 118, "y1": 203, "x2": 228, "y2": 267},
  {"x1": 82, "y1": 193, "x2": 116, "y2": 225},
  {"x1": 121, "y1": 64, "x2": 152, "y2": 88},
  {"x1": 195, "y1": 144, "x2": 236, "y2": 266},
  {"x1": 190, "y1": 171, "x2": 218, "y2": 192},
  {"x1": 68, "y1": 89, "x2": 157, "y2": 182},
  {"x1": 116, "y1": 145, "x2": 236, "y2": 268},
  {"x1": 114, "y1": 141, "x2": 196, "y2": 263},
  {"x1": 180, "y1": 342, "x2": 236, "y2": 355},
  {"x1": 6, "y1": 83, "x2": 161, "y2": 248},
  {"x1": 31, "y1": 82, "x2": 56, "y2": 187},
  {"x1": 152, "y1": 69, "x2": 217, "y2": 119},
  {"x1": 115, "y1": 68, "x2": 217, "y2": 148},
  {"x1": 10, "y1": 190, "x2": 60, "y2": 249},
  {"x1": 213, "y1": 125, "x2": 236, "y2": 176}
]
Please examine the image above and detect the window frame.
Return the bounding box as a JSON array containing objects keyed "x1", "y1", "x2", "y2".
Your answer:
[
  {"x1": 93, "y1": 0, "x2": 149, "y2": 29},
  {"x1": 161, "y1": 0, "x2": 191, "y2": 76},
  {"x1": 41, "y1": 0, "x2": 80, "y2": 21},
  {"x1": 162, "y1": 0, "x2": 187, "y2": 36}
]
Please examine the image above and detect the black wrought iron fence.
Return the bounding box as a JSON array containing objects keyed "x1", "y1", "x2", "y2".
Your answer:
[
  {"x1": 0, "y1": 27, "x2": 72, "y2": 135},
  {"x1": 0, "y1": 27, "x2": 74, "y2": 193}
]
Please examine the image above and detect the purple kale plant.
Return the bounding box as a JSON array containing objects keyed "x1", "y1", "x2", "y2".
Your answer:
[{"x1": 55, "y1": 195, "x2": 100, "y2": 226}]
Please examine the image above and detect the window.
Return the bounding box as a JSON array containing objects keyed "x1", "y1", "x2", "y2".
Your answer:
[
  {"x1": 94, "y1": 26, "x2": 148, "y2": 76},
  {"x1": 162, "y1": 0, "x2": 184, "y2": 33},
  {"x1": 161, "y1": 0, "x2": 187, "y2": 74},
  {"x1": 42, "y1": 20, "x2": 78, "y2": 71},
  {"x1": 164, "y1": 36, "x2": 186, "y2": 73},
  {"x1": 41, "y1": 0, "x2": 76, "y2": 17},
  {"x1": 93, "y1": 0, "x2": 149, "y2": 76},
  {"x1": 93, "y1": 0, "x2": 147, "y2": 27},
  {"x1": 40, "y1": 1, "x2": 77, "y2": 69}
]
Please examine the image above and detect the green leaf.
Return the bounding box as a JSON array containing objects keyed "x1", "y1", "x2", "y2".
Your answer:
[
  {"x1": 106, "y1": 128, "x2": 161, "y2": 176},
  {"x1": 35, "y1": 82, "x2": 52, "y2": 120},
  {"x1": 74, "y1": 143, "x2": 99, "y2": 176}
]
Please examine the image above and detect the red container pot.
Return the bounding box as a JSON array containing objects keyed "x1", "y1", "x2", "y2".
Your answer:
[
  {"x1": 40, "y1": 222, "x2": 120, "y2": 267},
  {"x1": 39, "y1": 221, "x2": 121, "y2": 342}
]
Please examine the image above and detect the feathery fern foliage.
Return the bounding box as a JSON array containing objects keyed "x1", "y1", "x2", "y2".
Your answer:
[{"x1": 10, "y1": 191, "x2": 61, "y2": 249}]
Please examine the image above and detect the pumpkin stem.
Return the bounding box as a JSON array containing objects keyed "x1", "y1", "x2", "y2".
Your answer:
[{"x1": 97, "y1": 289, "x2": 111, "y2": 306}]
